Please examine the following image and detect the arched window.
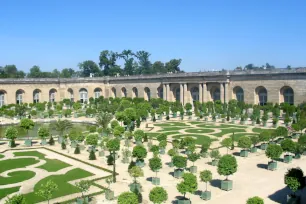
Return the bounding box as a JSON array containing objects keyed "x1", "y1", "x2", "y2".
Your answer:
[
  {"x1": 16, "y1": 90, "x2": 24, "y2": 104},
  {"x1": 122, "y1": 87, "x2": 127, "y2": 97},
  {"x1": 283, "y1": 87, "x2": 294, "y2": 105},
  {"x1": 79, "y1": 88, "x2": 88, "y2": 103},
  {"x1": 213, "y1": 88, "x2": 220, "y2": 101},
  {"x1": 68, "y1": 88, "x2": 74, "y2": 102},
  {"x1": 0, "y1": 91, "x2": 5, "y2": 107},
  {"x1": 49, "y1": 89, "x2": 57, "y2": 102},
  {"x1": 94, "y1": 88, "x2": 102, "y2": 99},
  {"x1": 257, "y1": 87, "x2": 267, "y2": 106},
  {"x1": 191, "y1": 87, "x2": 199, "y2": 102},
  {"x1": 157, "y1": 87, "x2": 163, "y2": 99},
  {"x1": 234, "y1": 87, "x2": 244, "y2": 102},
  {"x1": 33, "y1": 89, "x2": 40, "y2": 103},
  {"x1": 112, "y1": 88, "x2": 116, "y2": 98},
  {"x1": 175, "y1": 87, "x2": 180, "y2": 102},
  {"x1": 132, "y1": 87, "x2": 138, "y2": 98},
  {"x1": 145, "y1": 87, "x2": 151, "y2": 101}
]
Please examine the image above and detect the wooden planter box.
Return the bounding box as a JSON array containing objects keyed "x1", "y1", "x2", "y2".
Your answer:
[
  {"x1": 201, "y1": 190, "x2": 211, "y2": 200},
  {"x1": 174, "y1": 169, "x2": 184, "y2": 178},
  {"x1": 211, "y1": 159, "x2": 218, "y2": 166},
  {"x1": 71, "y1": 141, "x2": 77, "y2": 148},
  {"x1": 152, "y1": 177, "x2": 160, "y2": 185},
  {"x1": 105, "y1": 190, "x2": 114, "y2": 200},
  {"x1": 129, "y1": 183, "x2": 141, "y2": 192},
  {"x1": 177, "y1": 199, "x2": 191, "y2": 204},
  {"x1": 283, "y1": 155, "x2": 293, "y2": 163},
  {"x1": 136, "y1": 160, "x2": 145, "y2": 168},
  {"x1": 260, "y1": 143, "x2": 268, "y2": 150},
  {"x1": 58, "y1": 136, "x2": 63, "y2": 144},
  {"x1": 189, "y1": 166, "x2": 197, "y2": 173},
  {"x1": 240, "y1": 150, "x2": 248, "y2": 157},
  {"x1": 201, "y1": 152, "x2": 209, "y2": 158},
  {"x1": 76, "y1": 197, "x2": 89, "y2": 204},
  {"x1": 268, "y1": 161, "x2": 277, "y2": 171},
  {"x1": 24, "y1": 139, "x2": 32, "y2": 147},
  {"x1": 250, "y1": 147, "x2": 257, "y2": 153},
  {"x1": 159, "y1": 148, "x2": 165, "y2": 155},
  {"x1": 98, "y1": 151, "x2": 105, "y2": 157},
  {"x1": 221, "y1": 180, "x2": 233, "y2": 191},
  {"x1": 168, "y1": 162, "x2": 174, "y2": 167},
  {"x1": 136, "y1": 140, "x2": 142, "y2": 146},
  {"x1": 41, "y1": 139, "x2": 47, "y2": 145},
  {"x1": 294, "y1": 153, "x2": 301, "y2": 159}
]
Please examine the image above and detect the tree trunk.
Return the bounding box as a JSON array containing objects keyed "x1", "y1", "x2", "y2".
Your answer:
[
  {"x1": 113, "y1": 151, "x2": 116, "y2": 182},
  {"x1": 206, "y1": 182, "x2": 208, "y2": 191}
]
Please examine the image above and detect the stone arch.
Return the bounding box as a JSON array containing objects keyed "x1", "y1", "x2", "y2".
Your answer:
[
  {"x1": 233, "y1": 86, "x2": 244, "y2": 102},
  {"x1": 79, "y1": 88, "x2": 88, "y2": 103},
  {"x1": 68, "y1": 88, "x2": 74, "y2": 102},
  {"x1": 132, "y1": 87, "x2": 138, "y2": 98},
  {"x1": 210, "y1": 86, "x2": 220, "y2": 101},
  {"x1": 172, "y1": 86, "x2": 180, "y2": 102},
  {"x1": 157, "y1": 86, "x2": 163, "y2": 99},
  {"x1": 255, "y1": 86, "x2": 267, "y2": 106},
  {"x1": 33, "y1": 89, "x2": 41, "y2": 103},
  {"x1": 16, "y1": 89, "x2": 25, "y2": 104},
  {"x1": 111, "y1": 87, "x2": 116, "y2": 98},
  {"x1": 280, "y1": 86, "x2": 294, "y2": 105},
  {"x1": 0, "y1": 90, "x2": 7, "y2": 107},
  {"x1": 190, "y1": 87, "x2": 199, "y2": 102},
  {"x1": 144, "y1": 87, "x2": 151, "y2": 101},
  {"x1": 121, "y1": 87, "x2": 127, "y2": 97},
  {"x1": 49, "y1": 88, "x2": 57, "y2": 102},
  {"x1": 94, "y1": 88, "x2": 102, "y2": 99}
]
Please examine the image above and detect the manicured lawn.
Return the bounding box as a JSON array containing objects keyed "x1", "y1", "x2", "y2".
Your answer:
[
  {"x1": 154, "y1": 122, "x2": 189, "y2": 127},
  {"x1": 146, "y1": 132, "x2": 160, "y2": 138},
  {"x1": 0, "y1": 154, "x2": 4, "y2": 159},
  {"x1": 0, "y1": 158, "x2": 39, "y2": 173},
  {"x1": 232, "y1": 133, "x2": 258, "y2": 141},
  {"x1": 0, "y1": 170, "x2": 36, "y2": 185},
  {"x1": 252, "y1": 127, "x2": 275, "y2": 134},
  {"x1": 0, "y1": 186, "x2": 20, "y2": 199},
  {"x1": 14, "y1": 151, "x2": 71, "y2": 172},
  {"x1": 185, "y1": 128, "x2": 215, "y2": 134},
  {"x1": 196, "y1": 124, "x2": 246, "y2": 129},
  {"x1": 211, "y1": 128, "x2": 246, "y2": 137},
  {"x1": 147, "y1": 131, "x2": 180, "y2": 138},
  {"x1": 172, "y1": 134, "x2": 216, "y2": 145},
  {"x1": 157, "y1": 126, "x2": 187, "y2": 132},
  {"x1": 23, "y1": 168, "x2": 94, "y2": 203}
]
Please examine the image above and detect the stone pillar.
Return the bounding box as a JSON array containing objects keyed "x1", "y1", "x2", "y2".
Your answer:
[
  {"x1": 224, "y1": 82, "x2": 229, "y2": 103},
  {"x1": 163, "y1": 84, "x2": 167, "y2": 101},
  {"x1": 220, "y1": 83, "x2": 224, "y2": 103},
  {"x1": 203, "y1": 83, "x2": 207, "y2": 102},
  {"x1": 180, "y1": 83, "x2": 184, "y2": 104},
  {"x1": 183, "y1": 83, "x2": 188, "y2": 105},
  {"x1": 199, "y1": 83, "x2": 203, "y2": 103},
  {"x1": 166, "y1": 84, "x2": 170, "y2": 101}
]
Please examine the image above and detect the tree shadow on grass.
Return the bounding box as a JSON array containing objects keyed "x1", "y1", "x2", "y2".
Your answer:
[
  {"x1": 210, "y1": 179, "x2": 222, "y2": 188},
  {"x1": 257, "y1": 163, "x2": 268, "y2": 169},
  {"x1": 268, "y1": 186, "x2": 290, "y2": 203}
]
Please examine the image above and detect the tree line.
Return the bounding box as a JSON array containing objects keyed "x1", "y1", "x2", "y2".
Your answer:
[{"x1": 0, "y1": 50, "x2": 183, "y2": 78}]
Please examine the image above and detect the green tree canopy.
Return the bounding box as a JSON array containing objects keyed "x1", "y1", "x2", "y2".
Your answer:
[
  {"x1": 265, "y1": 144, "x2": 283, "y2": 161},
  {"x1": 37, "y1": 126, "x2": 50, "y2": 139},
  {"x1": 86, "y1": 133, "x2": 99, "y2": 146},
  {"x1": 173, "y1": 155, "x2": 187, "y2": 169},
  {"x1": 117, "y1": 192, "x2": 138, "y2": 204},
  {"x1": 176, "y1": 173, "x2": 198, "y2": 199},
  {"x1": 132, "y1": 145, "x2": 147, "y2": 161},
  {"x1": 149, "y1": 187, "x2": 168, "y2": 204},
  {"x1": 238, "y1": 136, "x2": 252, "y2": 149},
  {"x1": 5, "y1": 127, "x2": 18, "y2": 140},
  {"x1": 246, "y1": 196, "x2": 264, "y2": 204},
  {"x1": 217, "y1": 155, "x2": 238, "y2": 179}
]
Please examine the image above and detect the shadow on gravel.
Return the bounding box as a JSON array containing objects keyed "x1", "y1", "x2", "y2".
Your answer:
[
  {"x1": 257, "y1": 163, "x2": 268, "y2": 169},
  {"x1": 210, "y1": 179, "x2": 222, "y2": 188}
]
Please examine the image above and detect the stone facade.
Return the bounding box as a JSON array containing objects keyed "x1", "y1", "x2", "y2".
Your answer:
[{"x1": 0, "y1": 68, "x2": 306, "y2": 106}]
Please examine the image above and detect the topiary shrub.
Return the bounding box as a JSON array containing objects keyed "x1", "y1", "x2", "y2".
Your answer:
[
  {"x1": 61, "y1": 141, "x2": 66, "y2": 150},
  {"x1": 117, "y1": 192, "x2": 138, "y2": 204},
  {"x1": 89, "y1": 149, "x2": 96, "y2": 160},
  {"x1": 49, "y1": 136, "x2": 55, "y2": 145},
  {"x1": 246, "y1": 196, "x2": 264, "y2": 204},
  {"x1": 74, "y1": 144, "x2": 80, "y2": 154},
  {"x1": 107, "y1": 154, "x2": 114, "y2": 165}
]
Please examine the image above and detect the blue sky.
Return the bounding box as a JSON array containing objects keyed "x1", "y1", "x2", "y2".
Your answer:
[{"x1": 1, "y1": 0, "x2": 305, "y2": 72}]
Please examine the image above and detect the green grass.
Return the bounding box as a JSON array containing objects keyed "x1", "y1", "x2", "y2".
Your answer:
[
  {"x1": 157, "y1": 127, "x2": 187, "y2": 132},
  {"x1": 146, "y1": 131, "x2": 180, "y2": 138},
  {"x1": 232, "y1": 133, "x2": 259, "y2": 141},
  {"x1": 211, "y1": 128, "x2": 246, "y2": 137},
  {"x1": 252, "y1": 127, "x2": 275, "y2": 134},
  {"x1": 0, "y1": 154, "x2": 4, "y2": 159},
  {"x1": 0, "y1": 158, "x2": 39, "y2": 173},
  {"x1": 0, "y1": 170, "x2": 36, "y2": 185},
  {"x1": 154, "y1": 122, "x2": 189, "y2": 127},
  {"x1": 184, "y1": 128, "x2": 215, "y2": 134},
  {"x1": 172, "y1": 134, "x2": 217, "y2": 145},
  {"x1": 0, "y1": 186, "x2": 20, "y2": 199},
  {"x1": 23, "y1": 168, "x2": 94, "y2": 203},
  {"x1": 14, "y1": 151, "x2": 71, "y2": 172},
  {"x1": 196, "y1": 124, "x2": 246, "y2": 129}
]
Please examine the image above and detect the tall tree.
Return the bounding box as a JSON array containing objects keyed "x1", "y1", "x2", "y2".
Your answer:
[
  {"x1": 60, "y1": 68, "x2": 75, "y2": 78},
  {"x1": 118, "y1": 50, "x2": 136, "y2": 75},
  {"x1": 135, "y1": 51, "x2": 152, "y2": 74},
  {"x1": 99, "y1": 50, "x2": 118, "y2": 76},
  {"x1": 152, "y1": 61, "x2": 165, "y2": 74},
  {"x1": 78, "y1": 60, "x2": 100, "y2": 77},
  {"x1": 28, "y1": 65, "x2": 42, "y2": 78},
  {"x1": 165, "y1": 59, "x2": 182, "y2": 73}
]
